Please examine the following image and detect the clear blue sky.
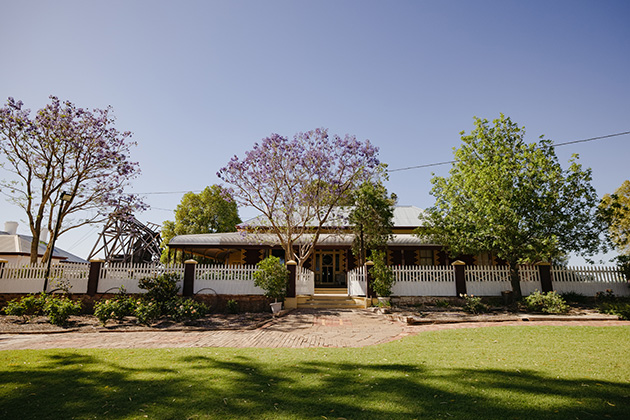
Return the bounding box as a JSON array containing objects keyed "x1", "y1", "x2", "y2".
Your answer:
[{"x1": 1, "y1": 0, "x2": 628, "y2": 263}]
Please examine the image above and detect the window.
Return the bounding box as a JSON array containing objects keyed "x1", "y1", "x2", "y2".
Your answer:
[{"x1": 418, "y1": 249, "x2": 433, "y2": 266}]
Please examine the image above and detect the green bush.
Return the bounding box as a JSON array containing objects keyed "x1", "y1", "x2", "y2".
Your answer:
[
  {"x1": 460, "y1": 294, "x2": 488, "y2": 314},
  {"x1": 93, "y1": 295, "x2": 135, "y2": 326},
  {"x1": 44, "y1": 296, "x2": 82, "y2": 326},
  {"x1": 599, "y1": 301, "x2": 630, "y2": 320},
  {"x1": 139, "y1": 273, "x2": 181, "y2": 310},
  {"x1": 134, "y1": 300, "x2": 162, "y2": 325},
  {"x1": 369, "y1": 250, "x2": 395, "y2": 297},
  {"x1": 253, "y1": 256, "x2": 288, "y2": 302},
  {"x1": 560, "y1": 291, "x2": 589, "y2": 304},
  {"x1": 3, "y1": 293, "x2": 48, "y2": 322},
  {"x1": 226, "y1": 299, "x2": 239, "y2": 314},
  {"x1": 171, "y1": 298, "x2": 209, "y2": 323},
  {"x1": 524, "y1": 290, "x2": 569, "y2": 314}
]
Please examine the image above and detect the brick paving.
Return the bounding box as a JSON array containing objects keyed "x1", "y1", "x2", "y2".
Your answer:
[{"x1": 0, "y1": 309, "x2": 628, "y2": 350}]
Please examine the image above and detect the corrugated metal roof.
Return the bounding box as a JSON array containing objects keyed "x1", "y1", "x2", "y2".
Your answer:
[
  {"x1": 0, "y1": 232, "x2": 87, "y2": 263},
  {"x1": 169, "y1": 231, "x2": 436, "y2": 247},
  {"x1": 240, "y1": 205, "x2": 425, "y2": 229}
]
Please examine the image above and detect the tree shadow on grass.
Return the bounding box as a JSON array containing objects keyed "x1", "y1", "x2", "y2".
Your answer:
[{"x1": 0, "y1": 351, "x2": 628, "y2": 419}]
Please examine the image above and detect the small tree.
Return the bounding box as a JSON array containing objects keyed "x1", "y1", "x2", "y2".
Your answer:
[
  {"x1": 253, "y1": 256, "x2": 289, "y2": 302},
  {"x1": 369, "y1": 250, "x2": 395, "y2": 297},
  {"x1": 160, "y1": 185, "x2": 241, "y2": 263},
  {"x1": 218, "y1": 128, "x2": 381, "y2": 267},
  {"x1": 421, "y1": 115, "x2": 602, "y2": 298},
  {"x1": 0, "y1": 96, "x2": 143, "y2": 264},
  {"x1": 349, "y1": 180, "x2": 395, "y2": 266}
]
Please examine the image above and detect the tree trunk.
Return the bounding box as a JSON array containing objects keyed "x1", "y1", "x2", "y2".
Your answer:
[
  {"x1": 509, "y1": 262, "x2": 522, "y2": 300},
  {"x1": 29, "y1": 232, "x2": 41, "y2": 264}
]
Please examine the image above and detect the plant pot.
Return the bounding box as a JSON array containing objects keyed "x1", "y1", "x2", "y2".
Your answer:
[{"x1": 270, "y1": 302, "x2": 283, "y2": 314}]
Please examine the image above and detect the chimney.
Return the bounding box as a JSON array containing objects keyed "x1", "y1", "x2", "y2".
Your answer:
[
  {"x1": 4, "y1": 221, "x2": 18, "y2": 235},
  {"x1": 41, "y1": 228, "x2": 49, "y2": 243}
]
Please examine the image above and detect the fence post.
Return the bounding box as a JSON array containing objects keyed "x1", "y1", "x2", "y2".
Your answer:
[
  {"x1": 183, "y1": 260, "x2": 197, "y2": 296},
  {"x1": 537, "y1": 262, "x2": 553, "y2": 293},
  {"x1": 285, "y1": 260, "x2": 298, "y2": 309},
  {"x1": 452, "y1": 260, "x2": 467, "y2": 296},
  {"x1": 365, "y1": 260, "x2": 375, "y2": 301},
  {"x1": 87, "y1": 259, "x2": 104, "y2": 296}
]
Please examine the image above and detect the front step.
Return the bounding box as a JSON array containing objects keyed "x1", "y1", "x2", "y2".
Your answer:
[{"x1": 298, "y1": 293, "x2": 367, "y2": 309}]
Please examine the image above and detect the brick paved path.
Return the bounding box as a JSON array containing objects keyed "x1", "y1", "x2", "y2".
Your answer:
[{"x1": 0, "y1": 309, "x2": 628, "y2": 350}]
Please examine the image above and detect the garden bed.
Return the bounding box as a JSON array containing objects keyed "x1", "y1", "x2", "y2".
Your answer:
[{"x1": 0, "y1": 312, "x2": 273, "y2": 334}]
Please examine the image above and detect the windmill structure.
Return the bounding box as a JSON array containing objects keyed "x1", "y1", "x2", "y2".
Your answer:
[{"x1": 88, "y1": 211, "x2": 162, "y2": 263}]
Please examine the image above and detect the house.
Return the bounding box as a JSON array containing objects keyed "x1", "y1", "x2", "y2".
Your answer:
[
  {"x1": 168, "y1": 206, "x2": 496, "y2": 289},
  {"x1": 0, "y1": 221, "x2": 87, "y2": 265}
]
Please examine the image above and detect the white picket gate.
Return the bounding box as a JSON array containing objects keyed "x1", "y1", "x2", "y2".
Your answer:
[{"x1": 296, "y1": 267, "x2": 315, "y2": 296}]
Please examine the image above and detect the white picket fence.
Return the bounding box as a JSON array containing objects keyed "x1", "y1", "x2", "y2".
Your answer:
[
  {"x1": 347, "y1": 264, "x2": 629, "y2": 297},
  {"x1": 297, "y1": 266, "x2": 315, "y2": 296},
  {"x1": 0, "y1": 262, "x2": 90, "y2": 293},
  {"x1": 347, "y1": 265, "x2": 367, "y2": 296},
  {"x1": 392, "y1": 265, "x2": 455, "y2": 296},
  {"x1": 194, "y1": 265, "x2": 263, "y2": 295},
  {"x1": 98, "y1": 263, "x2": 185, "y2": 294},
  {"x1": 551, "y1": 266, "x2": 629, "y2": 296},
  {"x1": 0, "y1": 261, "x2": 627, "y2": 297}
]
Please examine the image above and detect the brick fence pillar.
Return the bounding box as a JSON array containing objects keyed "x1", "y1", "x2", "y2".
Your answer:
[
  {"x1": 452, "y1": 260, "x2": 467, "y2": 296},
  {"x1": 183, "y1": 260, "x2": 197, "y2": 297},
  {"x1": 87, "y1": 259, "x2": 104, "y2": 296},
  {"x1": 286, "y1": 260, "x2": 297, "y2": 298},
  {"x1": 537, "y1": 262, "x2": 553, "y2": 293},
  {"x1": 365, "y1": 260, "x2": 375, "y2": 299}
]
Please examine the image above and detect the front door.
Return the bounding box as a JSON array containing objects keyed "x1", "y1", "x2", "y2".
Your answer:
[{"x1": 314, "y1": 250, "x2": 346, "y2": 287}]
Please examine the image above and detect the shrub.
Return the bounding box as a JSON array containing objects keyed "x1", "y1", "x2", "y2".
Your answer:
[
  {"x1": 434, "y1": 299, "x2": 450, "y2": 308},
  {"x1": 44, "y1": 296, "x2": 82, "y2": 326},
  {"x1": 171, "y1": 298, "x2": 209, "y2": 323},
  {"x1": 599, "y1": 301, "x2": 630, "y2": 320},
  {"x1": 253, "y1": 256, "x2": 288, "y2": 302},
  {"x1": 595, "y1": 289, "x2": 617, "y2": 303},
  {"x1": 134, "y1": 300, "x2": 162, "y2": 325},
  {"x1": 524, "y1": 290, "x2": 569, "y2": 314},
  {"x1": 461, "y1": 294, "x2": 488, "y2": 314},
  {"x1": 3, "y1": 293, "x2": 48, "y2": 322},
  {"x1": 93, "y1": 294, "x2": 135, "y2": 326},
  {"x1": 139, "y1": 273, "x2": 181, "y2": 310},
  {"x1": 369, "y1": 250, "x2": 395, "y2": 297},
  {"x1": 226, "y1": 299, "x2": 239, "y2": 314}
]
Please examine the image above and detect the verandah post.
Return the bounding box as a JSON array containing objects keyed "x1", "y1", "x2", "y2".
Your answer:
[
  {"x1": 452, "y1": 260, "x2": 467, "y2": 296},
  {"x1": 0, "y1": 258, "x2": 7, "y2": 278},
  {"x1": 87, "y1": 259, "x2": 104, "y2": 296},
  {"x1": 183, "y1": 259, "x2": 197, "y2": 296},
  {"x1": 537, "y1": 262, "x2": 553, "y2": 293}
]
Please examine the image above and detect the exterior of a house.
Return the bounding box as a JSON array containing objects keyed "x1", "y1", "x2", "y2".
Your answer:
[
  {"x1": 167, "y1": 206, "x2": 496, "y2": 289},
  {"x1": 0, "y1": 221, "x2": 87, "y2": 265}
]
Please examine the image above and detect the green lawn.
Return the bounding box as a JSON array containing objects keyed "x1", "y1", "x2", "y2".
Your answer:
[{"x1": 1, "y1": 326, "x2": 629, "y2": 420}]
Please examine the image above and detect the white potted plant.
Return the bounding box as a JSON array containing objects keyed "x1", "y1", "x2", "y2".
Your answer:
[{"x1": 253, "y1": 256, "x2": 288, "y2": 314}]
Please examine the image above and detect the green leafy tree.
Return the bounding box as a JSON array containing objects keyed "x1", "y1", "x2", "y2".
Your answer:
[
  {"x1": 161, "y1": 185, "x2": 241, "y2": 263},
  {"x1": 349, "y1": 181, "x2": 396, "y2": 266},
  {"x1": 600, "y1": 180, "x2": 630, "y2": 256},
  {"x1": 420, "y1": 114, "x2": 602, "y2": 298}
]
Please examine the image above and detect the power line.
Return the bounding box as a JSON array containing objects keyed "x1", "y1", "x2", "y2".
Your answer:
[{"x1": 387, "y1": 130, "x2": 630, "y2": 173}]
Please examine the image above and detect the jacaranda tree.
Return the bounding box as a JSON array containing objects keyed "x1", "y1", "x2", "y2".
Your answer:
[
  {"x1": 421, "y1": 115, "x2": 602, "y2": 298},
  {"x1": 218, "y1": 128, "x2": 381, "y2": 267},
  {"x1": 0, "y1": 96, "x2": 143, "y2": 263}
]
